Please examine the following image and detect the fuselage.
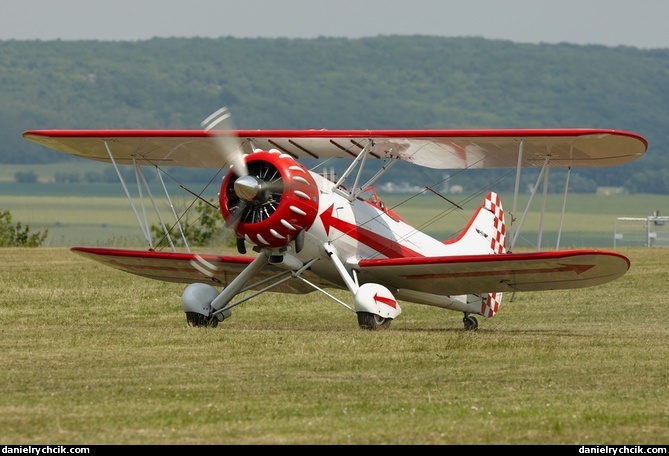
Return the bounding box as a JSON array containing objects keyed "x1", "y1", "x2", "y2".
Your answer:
[{"x1": 281, "y1": 171, "x2": 451, "y2": 289}]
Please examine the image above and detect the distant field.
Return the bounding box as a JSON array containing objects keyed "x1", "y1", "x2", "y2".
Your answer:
[
  {"x1": 0, "y1": 162, "x2": 108, "y2": 184},
  {"x1": 2, "y1": 181, "x2": 667, "y2": 248},
  {"x1": 1, "y1": 182, "x2": 212, "y2": 247}
]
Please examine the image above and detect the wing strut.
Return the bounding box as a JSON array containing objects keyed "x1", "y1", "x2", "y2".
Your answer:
[
  {"x1": 537, "y1": 162, "x2": 550, "y2": 250},
  {"x1": 509, "y1": 139, "x2": 524, "y2": 244},
  {"x1": 134, "y1": 161, "x2": 181, "y2": 252},
  {"x1": 103, "y1": 140, "x2": 191, "y2": 252},
  {"x1": 104, "y1": 140, "x2": 154, "y2": 249},
  {"x1": 132, "y1": 161, "x2": 154, "y2": 247},
  {"x1": 154, "y1": 167, "x2": 191, "y2": 252},
  {"x1": 508, "y1": 142, "x2": 574, "y2": 252},
  {"x1": 556, "y1": 167, "x2": 571, "y2": 249},
  {"x1": 510, "y1": 156, "x2": 550, "y2": 251},
  {"x1": 333, "y1": 140, "x2": 400, "y2": 201}
]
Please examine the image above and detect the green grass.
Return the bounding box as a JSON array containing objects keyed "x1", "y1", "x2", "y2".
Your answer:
[
  {"x1": 0, "y1": 247, "x2": 667, "y2": 444},
  {"x1": 1, "y1": 183, "x2": 667, "y2": 443}
]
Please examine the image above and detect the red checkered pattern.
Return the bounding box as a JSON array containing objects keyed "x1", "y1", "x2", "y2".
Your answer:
[
  {"x1": 481, "y1": 292, "x2": 503, "y2": 317},
  {"x1": 484, "y1": 192, "x2": 507, "y2": 254},
  {"x1": 481, "y1": 192, "x2": 506, "y2": 318}
]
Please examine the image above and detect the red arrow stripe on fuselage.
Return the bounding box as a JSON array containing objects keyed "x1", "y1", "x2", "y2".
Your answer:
[
  {"x1": 402, "y1": 263, "x2": 595, "y2": 280},
  {"x1": 320, "y1": 204, "x2": 422, "y2": 258}
]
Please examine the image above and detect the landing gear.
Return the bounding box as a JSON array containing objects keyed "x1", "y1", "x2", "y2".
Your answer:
[
  {"x1": 185, "y1": 312, "x2": 220, "y2": 328},
  {"x1": 463, "y1": 314, "x2": 478, "y2": 331},
  {"x1": 357, "y1": 312, "x2": 392, "y2": 330}
]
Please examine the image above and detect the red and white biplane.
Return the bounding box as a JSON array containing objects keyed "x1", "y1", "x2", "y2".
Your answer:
[{"x1": 23, "y1": 108, "x2": 647, "y2": 330}]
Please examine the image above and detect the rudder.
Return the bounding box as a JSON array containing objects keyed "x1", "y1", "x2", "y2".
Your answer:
[
  {"x1": 444, "y1": 191, "x2": 507, "y2": 256},
  {"x1": 481, "y1": 192, "x2": 506, "y2": 317},
  {"x1": 443, "y1": 192, "x2": 507, "y2": 318}
]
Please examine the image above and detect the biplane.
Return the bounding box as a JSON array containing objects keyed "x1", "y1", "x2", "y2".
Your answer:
[{"x1": 23, "y1": 108, "x2": 647, "y2": 330}]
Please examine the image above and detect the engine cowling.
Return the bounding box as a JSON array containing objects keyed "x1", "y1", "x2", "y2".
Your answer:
[{"x1": 219, "y1": 149, "x2": 319, "y2": 249}]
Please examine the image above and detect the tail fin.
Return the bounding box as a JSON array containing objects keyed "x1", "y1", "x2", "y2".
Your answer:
[
  {"x1": 482, "y1": 291, "x2": 503, "y2": 318},
  {"x1": 444, "y1": 192, "x2": 507, "y2": 318},
  {"x1": 443, "y1": 191, "x2": 507, "y2": 255}
]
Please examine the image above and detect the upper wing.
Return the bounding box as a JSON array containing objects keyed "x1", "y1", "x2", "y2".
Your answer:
[
  {"x1": 356, "y1": 249, "x2": 630, "y2": 294},
  {"x1": 71, "y1": 247, "x2": 335, "y2": 294},
  {"x1": 23, "y1": 128, "x2": 647, "y2": 169}
]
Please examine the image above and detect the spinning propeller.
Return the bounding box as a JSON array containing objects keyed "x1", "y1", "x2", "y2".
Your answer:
[
  {"x1": 201, "y1": 107, "x2": 248, "y2": 178},
  {"x1": 201, "y1": 108, "x2": 286, "y2": 253}
]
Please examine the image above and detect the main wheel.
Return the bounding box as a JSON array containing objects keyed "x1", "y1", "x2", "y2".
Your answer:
[
  {"x1": 186, "y1": 312, "x2": 219, "y2": 328},
  {"x1": 463, "y1": 315, "x2": 478, "y2": 331},
  {"x1": 357, "y1": 312, "x2": 392, "y2": 330}
]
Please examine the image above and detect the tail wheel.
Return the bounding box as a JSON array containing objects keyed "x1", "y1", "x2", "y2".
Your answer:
[{"x1": 357, "y1": 312, "x2": 392, "y2": 330}]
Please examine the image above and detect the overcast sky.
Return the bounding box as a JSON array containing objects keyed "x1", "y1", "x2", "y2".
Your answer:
[{"x1": 1, "y1": 0, "x2": 668, "y2": 49}]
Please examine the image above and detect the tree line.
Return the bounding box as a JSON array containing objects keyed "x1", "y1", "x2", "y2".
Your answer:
[{"x1": 2, "y1": 36, "x2": 669, "y2": 193}]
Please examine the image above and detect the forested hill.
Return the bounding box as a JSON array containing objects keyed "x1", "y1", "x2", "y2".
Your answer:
[{"x1": 2, "y1": 36, "x2": 669, "y2": 193}]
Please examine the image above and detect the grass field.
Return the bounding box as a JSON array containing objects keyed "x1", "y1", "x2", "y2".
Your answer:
[
  {"x1": 0, "y1": 246, "x2": 668, "y2": 444},
  {"x1": 1, "y1": 182, "x2": 668, "y2": 444}
]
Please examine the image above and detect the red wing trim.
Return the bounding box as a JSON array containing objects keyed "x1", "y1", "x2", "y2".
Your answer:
[
  {"x1": 23, "y1": 128, "x2": 648, "y2": 144},
  {"x1": 72, "y1": 246, "x2": 253, "y2": 264},
  {"x1": 24, "y1": 128, "x2": 647, "y2": 169},
  {"x1": 71, "y1": 247, "x2": 252, "y2": 284},
  {"x1": 358, "y1": 249, "x2": 629, "y2": 268},
  {"x1": 357, "y1": 249, "x2": 631, "y2": 294},
  {"x1": 70, "y1": 246, "x2": 333, "y2": 294}
]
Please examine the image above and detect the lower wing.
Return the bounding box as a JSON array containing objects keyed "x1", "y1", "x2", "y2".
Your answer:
[
  {"x1": 357, "y1": 250, "x2": 630, "y2": 294},
  {"x1": 73, "y1": 247, "x2": 630, "y2": 297},
  {"x1": 70, "y1": 247, "x2": 331, "y2": 294}
]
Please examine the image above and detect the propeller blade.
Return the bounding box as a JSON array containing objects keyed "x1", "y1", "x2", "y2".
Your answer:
[
  {"x1": 225, "y1": 199, "x2": 248, "y2": 230},
  {"x1": 190, "y1": 254, "x2": 220, "y2": 278},
  {"x1": 236, "y1": 237, "x2": 247, "y2": 255},
  {"x1": 260, "y1": 179, "x2": 284, "y2": 194},
  {"x1": 201, "y1": 107, "x2": 248, "y2": 177}
]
